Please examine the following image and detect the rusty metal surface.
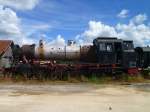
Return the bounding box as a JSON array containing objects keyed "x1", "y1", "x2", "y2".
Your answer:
[
  {"x1": 34, "y1": 45, "x2": 81, "y2": 60},
  {"x1": 80, "y1": 45, "x2": 97, "y2": 62},
  {"x1": 21, "y1": 44, "x2": 35, "y2": 59}
]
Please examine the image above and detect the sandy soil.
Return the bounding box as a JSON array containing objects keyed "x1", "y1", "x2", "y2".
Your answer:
[{"x1": 0, "y1": 83, "x2": 150, "y2": 112}]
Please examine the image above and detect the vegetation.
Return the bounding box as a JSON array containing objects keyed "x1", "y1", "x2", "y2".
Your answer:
[{"x1": 0, "y1": 71, "x2": 150, "y2": 84}]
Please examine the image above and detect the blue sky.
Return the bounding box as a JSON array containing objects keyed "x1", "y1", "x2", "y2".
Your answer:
[
  {"x1": 0, "y1": 0, "x2": 150, "y2": 46},
  {"x1": 17, "y1": 0, "x2": 149, "y2": 39}
]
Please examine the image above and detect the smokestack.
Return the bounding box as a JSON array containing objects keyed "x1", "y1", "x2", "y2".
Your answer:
[{"x1": 38, "y1": 39, "x2": 45, "y2": 59}]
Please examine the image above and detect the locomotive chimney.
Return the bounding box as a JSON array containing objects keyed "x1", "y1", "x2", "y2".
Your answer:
[{"x1": 38, "y1": 39, "x2": 45, "y2": 59}]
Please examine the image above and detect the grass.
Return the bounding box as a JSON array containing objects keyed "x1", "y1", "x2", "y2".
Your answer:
[
  {"x1": 0, "y1": 73, "x2": 150, "y2": 84},
  {"x1": 87, "y1": 73, "x2": 150, "y2": 84}
]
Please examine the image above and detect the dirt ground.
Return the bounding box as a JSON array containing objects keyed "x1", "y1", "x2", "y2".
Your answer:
[{"x1": 0, "y1": 83, "x2": 150, "y2": 112}]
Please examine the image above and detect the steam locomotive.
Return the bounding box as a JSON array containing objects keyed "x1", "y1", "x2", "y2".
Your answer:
[{"x1": 11, "y1": 37, "x2": 150, "y2": 77}]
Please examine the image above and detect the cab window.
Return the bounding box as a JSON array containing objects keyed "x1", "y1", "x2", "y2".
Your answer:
[
  {"x1": 106, "y1": 43, "x2": 112, "y2": 52},
  {"x1": 99, "y1": 43, "x2": 106, "y2": 51},
  {"x1": 99, "y1": 43, "x2": 112, "y2": 52}
]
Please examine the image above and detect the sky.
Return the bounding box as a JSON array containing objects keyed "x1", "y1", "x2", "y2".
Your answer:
[{"x1": 0, "y1": 0, "x2": 150, "y2": 47}]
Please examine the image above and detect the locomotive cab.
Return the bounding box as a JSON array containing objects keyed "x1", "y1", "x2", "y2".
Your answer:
[
  {"x1": 93, "y1": 37, "x2": 123, "y2": 65},
  {"x1": 93, "y1": 37, "x2": 137, "y2": 74}
]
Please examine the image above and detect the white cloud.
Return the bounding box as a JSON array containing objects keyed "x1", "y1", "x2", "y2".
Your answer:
[
  {"x1": 77, "y1": 14, "x2": 150, "y2": 46},
  {"x1": 117, "y1": 9, "x2": 129, "y2": 18},
  {"x1": 0, "y1": 6, "x2": 36, "y2": 45},
  {"x1": 0, "y1": 6, "x2": 21, "y2": 35},
  {"x1": 0, "y1": 6, "x2": 21, "y2": 42},
  {"x1": 130, "y1": 14, "x2": 147, "y2": 24},
  {"x1": 80, "y1": 21, "x2": 117, "y2": 44},
  {"x1": 44, "y1": 35, "x2": 81, "y2": 53},
  {"x1": 0, "y1": 0, "x2": 45, "y2": 45},
  {"x1": 116, "y1": 23, "x2": 150, "y2": 46},
  {"x1": 116, "y1": 14, "x2": 150, "y2": 46},
  {"x1": 0, "y1": 0, "x2": 39, "y2": 10},
  {"x1": 45, "y1": 35, "x2": 65, "y2": 48}
]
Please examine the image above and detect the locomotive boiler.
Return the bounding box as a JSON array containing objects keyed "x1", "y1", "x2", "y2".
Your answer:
[{"x1": 21, "y1": 40, "x2": 96, "y2": 62}]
